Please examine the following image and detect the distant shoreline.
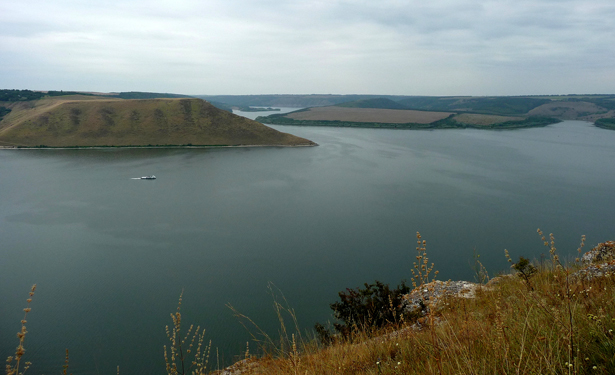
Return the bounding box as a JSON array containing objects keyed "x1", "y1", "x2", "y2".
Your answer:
[
  {"x1": 0, "y1": 143, "x2": 318, "y2": 150},
  {"x1": 256, "y1": 113, "x2": 562, "y2": 130}
]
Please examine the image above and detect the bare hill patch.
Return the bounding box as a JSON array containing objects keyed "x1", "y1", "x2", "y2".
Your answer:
[{"x1": 286, "y1": 106, "x2": 453, "y2": 124}]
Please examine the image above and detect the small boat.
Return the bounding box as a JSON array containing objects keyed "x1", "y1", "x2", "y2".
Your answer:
[{"x1": 141, "y1": 175, "x2": 156, "y2": 180}]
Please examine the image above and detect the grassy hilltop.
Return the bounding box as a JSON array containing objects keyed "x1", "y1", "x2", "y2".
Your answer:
[{"x1": 0, "y1": 94, "x2": 315, "y2": 148}]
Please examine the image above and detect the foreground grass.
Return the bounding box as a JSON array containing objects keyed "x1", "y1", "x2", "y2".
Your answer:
[{"x1": 224, "y1": 243, "x2": 615, "y2": 374}]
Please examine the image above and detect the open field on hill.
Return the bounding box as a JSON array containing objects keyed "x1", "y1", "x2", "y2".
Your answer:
[
  {"x1": 255, "y1": 97, "x2": 563, "y2": 130},
  {"x1": 285, "y1": 107, "x2": 453, "y2": 124},
  {"x1": 257, "y1": 107, "x2": 560, "y2": 130},
  {"x1": 0, "y1": 97, "x2": 315, "y2": 148},
  {"x1": 452, "y1": 113, "x2": 524, "y2": 126},
  {"x1": 528, "y1": 101, "x2": 615, "y2": 121}
]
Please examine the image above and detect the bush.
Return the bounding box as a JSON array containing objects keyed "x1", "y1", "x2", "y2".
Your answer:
[{"x1": 316, "y1": 280, "x2": 412, "y2": 342}]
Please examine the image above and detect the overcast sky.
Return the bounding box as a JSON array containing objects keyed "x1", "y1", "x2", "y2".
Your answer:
[{"x1": 1, "y1": 0, "x2": 614, "y2": 96}]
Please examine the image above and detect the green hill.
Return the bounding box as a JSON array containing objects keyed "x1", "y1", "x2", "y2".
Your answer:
[
  {"x1": 335, "y1": 97, "x2": 410, "y2": 110},
  {"x1": 112, "y1": 91, "x2": 193, "y2": 99},
  {"x1": 396, "y1": 96, "x2": 552, "y2": 115},
  {"x1": 204, "y1": 94, "x2": 615, "y2": 119},
  {"x1": 0, "y1": 97, "x2": 315, "y2": 148}
]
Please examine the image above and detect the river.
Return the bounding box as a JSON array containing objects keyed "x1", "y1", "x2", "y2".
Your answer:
[{"x1": 1, "y1": 112, "x2": 614, "y2": 374}]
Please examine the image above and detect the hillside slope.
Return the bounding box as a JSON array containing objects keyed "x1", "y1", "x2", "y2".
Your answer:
[
  {"x1": 0, "y1": 97, "x2": 315, "y2": 148},
  {"x1": 335, "y1": 98, "x2": 409, "y2": 110}
]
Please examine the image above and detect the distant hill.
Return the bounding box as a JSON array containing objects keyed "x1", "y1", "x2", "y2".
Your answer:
[
  {"x1": 206, "y1": 101, "x2": 234, "y2": 113},
  {"x1": 200, "y1": 94, "x2": 615, "y2": 120},
  {"x1": 396, "y1": 96, "x2": 552, "y2": 115},
  {"x1": 196, "y1": 94, "x2": 398, "y2": 108},
  {"x1": 111, "y1": 91, "x2": 193, "y2": 100},
  {"x1": 0, "y1": 89, "x2": 47, "y2": 102},
  {"x1": 0, "y1": 89, "x2": 194, "y2": 101},
  {"x1": 0, "y1": 97, "x2": 315, "y2": 148},
  {"x1": 335, "y1": 98, "x2": 410, "y2": 110}
]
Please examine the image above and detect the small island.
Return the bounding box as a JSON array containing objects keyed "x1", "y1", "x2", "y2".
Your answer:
[{"x1": 236, "y1": 106, "x2": 281, "y2": 112}]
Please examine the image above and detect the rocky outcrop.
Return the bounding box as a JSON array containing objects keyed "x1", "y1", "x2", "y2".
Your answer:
[
  {"x1": 581, "y1": 241, "x2": 615, "y2": 264},
  {"x1": 574, "y1": 241, "x2": 615, "y2": 280},
  {"x1": 402, "y1": 280, "x2": 483, "y2": 315},
  {"x1": 213, "y1": 358, "x2": 259, "y2": 375},
  {"x1": 403, "y1": 241, "x2": 615, "y2": 314}
]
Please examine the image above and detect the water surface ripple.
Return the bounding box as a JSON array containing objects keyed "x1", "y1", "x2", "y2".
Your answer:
[{"x1": 1, "y1": 119, "x2": 614, "y2": 374}]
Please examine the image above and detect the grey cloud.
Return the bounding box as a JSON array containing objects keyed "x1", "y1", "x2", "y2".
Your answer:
[{"x1": 1, "y1": 0, "x2": 614, "y2": 94}]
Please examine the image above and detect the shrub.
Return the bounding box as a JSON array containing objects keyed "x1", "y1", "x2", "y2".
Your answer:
[{"x1": 317, "y1": 280, "x2": 412, "y2": 341}]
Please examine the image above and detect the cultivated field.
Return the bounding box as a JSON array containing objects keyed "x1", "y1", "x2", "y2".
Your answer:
[
  {"x1": 452, "y1": 113, "x2": 524, "y2": 126},
  {"x1": 285, "y1": 106, "x2": 453, "y2": 124}
]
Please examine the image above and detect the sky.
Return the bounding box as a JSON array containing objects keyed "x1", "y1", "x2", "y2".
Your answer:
[{"x1": 1, "y1": 0, "x2": 615, "y2": 96}]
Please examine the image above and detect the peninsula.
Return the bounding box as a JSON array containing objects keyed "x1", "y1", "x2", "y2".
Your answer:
[
  {"x1": 0, "y1": 91, "x2": 315, "y2": 148},
  {"x1": 238, "y1": 95, "x2": 615, "y2": 130}
]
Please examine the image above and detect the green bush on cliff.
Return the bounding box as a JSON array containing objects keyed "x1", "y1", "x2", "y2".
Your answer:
[{"x1": 315, "y1": 280, "x2": 412, "y2": 342}]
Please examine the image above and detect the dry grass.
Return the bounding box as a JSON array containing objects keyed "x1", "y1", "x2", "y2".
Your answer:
[
  {"x1": 220, "y1": 232, "x2": 615, "y2": 375},
  {"x1": 285, "y1": 107, "x2": 453, "y2": 124},
  {"x1": 232, "y1": 275, "x2": 614, "y2": 375},
  {"x1": 164, "y1": 291, "x2": 211, "y2": 375},
  {"x1": 5, "y1": 284, "x2": 36, "y2": 375},
  {"x1": 0, "y1": 96, "x2": 122, "y2": 134},
  {"x1": 453, "y1": 113, "x2": 524, "y2": 126}
]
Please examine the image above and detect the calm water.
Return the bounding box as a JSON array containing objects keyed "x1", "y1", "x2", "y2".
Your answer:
[{"x1": 1, "y1": 117, "x2": 614, "y2": 374}]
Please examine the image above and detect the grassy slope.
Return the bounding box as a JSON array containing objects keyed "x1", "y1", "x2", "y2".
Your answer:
[
  {"x1": 335, "y1": 98, "x2": 410, "y2": 110},
  {"x1": 217, "y1": 241, "x2": 615, "y2": 375},
  {"x1": 0, "y1": 97, "x2": 315, "y2": 147}
]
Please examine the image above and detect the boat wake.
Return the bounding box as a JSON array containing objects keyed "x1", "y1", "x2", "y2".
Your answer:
[{"x1": 131, "y1": 175, "x2": 156, "y2": 180}]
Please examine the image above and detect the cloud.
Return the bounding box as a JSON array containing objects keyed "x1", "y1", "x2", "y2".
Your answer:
[{"x1": 1, "y1": 0, "x2": 614, "y2": 94}]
